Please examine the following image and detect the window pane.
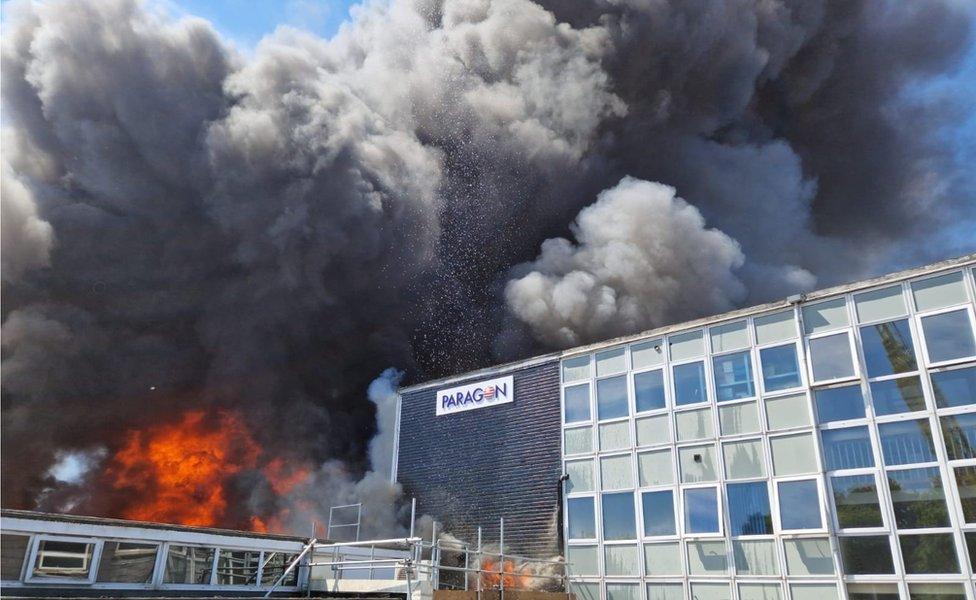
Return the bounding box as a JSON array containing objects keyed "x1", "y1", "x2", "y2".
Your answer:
[
  {"x1": 96, "y1": 542, "x2": 157, "y2": 584},
  {"x1": 562, "y1": 355, "x2": 590, "y2": 382},
  {"x1": 723, "y1": 439, "x2": 765, "y2": 479},
  {"x1": 679, "y1": 445, "x2": 717, "y2": 483},
  {"x1": 764, "y1": 393, "x2": 810, "y2": 430},
  {"x1": 878, "y1": 419, "x2": 936, "y2": 465},
  {"x1": 216, "y1": 549, "x2": 260, "y2": 585},
  {"x1": 636, "y1": 415, "x2": 669, "y2": 446},
  {"x1": 641, "y1": 490, "x2": 675, "y2": 536},
  {"x1": 1, "y1": 534, "x2": 29, "y2": 581},
  {"x1": 727, "y1": 482, "x2": 772, "y2": 535},
  {"x1": 900, "y1": 533, "x2": 959, "y2": 574},
  {"x1": 676, "y1": 407, "x2": 713, "y2": 441},
  {"x1": 603, "y1": 545, "x2": 638, "y2": 576},
  {"x1": 822, "y1": 426, "x2": 875, "y2": 470},
  {"x1": 803, "y1": 298, "x2": 849, "y2": 334},
  {"x1": 600, "y1": 455, "x2": 634, "y2": 490},
  {"x1": 711, "y1": 320, "x2": 749, "y2": 352},
  {"x1": 259, "y1": 552, "x2": 297, "y2": 586},
  {"x1": 733, "y1": 540, "x2": 779, "y2": 575},
  {"x1": 687, "y1": 540, "x2": 727, "y2": 574},
  {"x1": 602, "y1": 492, "x2": 636, "y2": 540},
  {"x1": 719, "y1": 401, "x2": 760, "y2": 435},
  {"x1": 607, "y1": 584, "x2": 640, "y2": 600},
  {"x1": 921, "y1": 310, "x2": 976, "y2": 363},
  {"x1": 814, "y1": 384, "x2": 865, "y2": 423},
  {"x1": 967, "y1": 532, "x2": 976, "y2": 571},
  {"x1": 847, "y1": 583, "x2": 900, "y2": 600},
  {"x1": 860, "y1": 319, "x2": 917, "y2": 377},
  {"x1": 647, "y1": 583, "x2": 683, "y2": 600},
  {"x1": 566, "y1": 460, "x2": 594, "y2": 493},
  {"x1": 809, "y1": 333, "x2": 855, "y2": 381},
  {"x1": 778, "y1": 480, "x2": 822, "y2": 529},
  {"x1": 783, "y1": 538, "x2": 834, "y2": 575},
  {"x1": 832, "y1": 474, "x2": 884, "y2": 528},
  {"x1": 644, "y1": 542, "x2": 681, "y2": 575},
  {"x1": 760, "y1": 344, "x2": 801, "y2": 392},
  {"x1": 568, "y1": 497, "x2": 596, "y2": 539},
  {"x1": 634, "y1": 370, "x2": 665, "y2": 412},
  {"x1": 596, "y1": 348, "x2": 626, "y2": 376},
  {"x1": 930, "y1": 366, "x2": 976, "y2": 408},
  {"x1": 870, "y1": 376, "x2": 926, "y2": 415},
  {"x1": 564, "y1": 427, "x2": 593, "y2": 455},
  {"x1": 691, "y1": 583, "x2": 731, "y2": 600},
  {"x1": 755, "y1": 310, "x2": 795, "y2": 345},
  {"x1": 684, "y1": 488, "x2": 719, "y2": 533},
  {"x1": 940, "y1": 412, "x2": 976, "y2": 460},
  {"x1": 887, "y1": 467, "x2": 949, "y2": 528},
  {"x1": 769, "y1": 433, "x2": 817, "y2": 475},
  {"x1": 713, "y1": 351, "x2": 755, "y2": 401},
  {"x1": 572, "y1": 581, "x2": 600, "y2": 600},
  {"x1": 953, "y1": 466, "x2": 976, "y2": 523},
  {"x1": 32, "y1": 540, "x2": 95, "y2": 580},
  {"x1": 855, "y1": 285, "x2": 907, "y2": 323},
  {"x1": 632, "y1": 340, "x2": 663, "y2": 370},
  {"x1": 669, "y1": 330, "x2": 703, "y2": 361},
  {"x1": 599, "y1": 421, "x2": 630, "y2": 451},
  {"x1": 564, "y1": 384, "x2": 590, "y2": 423},
  {"x1": 638, "y1": 450, "x2": 673, "y2": 486},
  {"x1": 739, "y1": 583, "x2": 782, "y2": 600},
  {"x1": 597, "y1": 376, "x2": 628, "y2": 420},
  {"x1": 791, "y1": 585, "x2": 839, "y2": 600},
  {"x1": 908, "y1": 583, "x2": 967, "y2": 600},
  {"x1": 566, "y1": 546, "x2": 598, "y2": 575},
  {"x1": 673, "y1": 362, "x2": 707, "y2": 405},
  {"x1": 163, "y1": 546, "x2": 215, "y2": 584},
  {"x1": 839, "y1": 536, "x2": 894, "y2": 574},
  {"x1": 912, "y1": 271, "x2": 968, "y2": 311}
]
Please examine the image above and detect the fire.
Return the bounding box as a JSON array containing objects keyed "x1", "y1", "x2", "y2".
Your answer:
[
  {"x1": 478, "y1": 558, "x2": 531, "y2": 590},
  {"x1": 263, "y1": 457, "x2": 312, "y2": 496}
]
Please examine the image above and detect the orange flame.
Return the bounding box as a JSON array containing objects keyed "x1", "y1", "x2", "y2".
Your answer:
[{"x1": 479, "y1": 558, "x2": 531, "y2": 590}]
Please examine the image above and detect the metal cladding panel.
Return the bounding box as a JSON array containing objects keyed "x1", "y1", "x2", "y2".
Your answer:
[{"x1": 396, "y1": 361, "x2": 562, "y2": 558}]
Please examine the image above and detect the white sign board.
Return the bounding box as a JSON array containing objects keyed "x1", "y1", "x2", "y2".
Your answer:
[{"x1": 436, "y1": 375, "x2": 514, "y2": 416}]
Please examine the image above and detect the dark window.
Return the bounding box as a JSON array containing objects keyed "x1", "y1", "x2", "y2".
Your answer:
[
  {"x1": 0, "y1": 534, "x2": 29, "y2": 581},
  {"x1": 859, "y1": 319, "x2": 917, "y2": 377},
  {"x1": 953, "y1": 465, "x2": 976, "y2": 523},
  {"x1": 920, "y1": 310, "x2": 976, "y2": 363},
  {"x1": 564, "y1": 384, "x2": 590, "y2": 423},
  {"x1": 712, "y1": 351, "x2": 754, "y2": 401},
  {"x1": 759, "y1": 344, "x2": 801, "y2": 391},
  {"x1": 568, "y1": 497, "x2": 596, "y2": 539},
  {"x1": 260, "y1": 552, "x2": 298, "y2": 586},
  {"x1": 96, "y1": 542, "x2": 157, "y2": 584},
  {"x1": 814, "y1": 384, "x2": 865, "y2": 423},
  {"x1": 966, "y1": 532, "x2": 976, "y2": 572},
  {"x1": 899, "y1": 534, "x2": 959, "y2": 574},
  {"x1": 931, "y1": 366, "x2": 976, "y2": 408},
  {"x1": 778, "y1": 480, "x2": 822, "y2": 529},
  {"x1": 602, "y1": 492, "x2": 637, "y2": 540},
  {"x1": 673, "y1": 362, "x2": 707, "y2": 406},
  {"x1": 163, "y1": 546, "x2": 215, "y2": 584},
  {"x1": 216, "y1": 550, "x2": 260, "y2": 585},
  {"x1": 839, "y1": 536, "x2": 894, "y2": 574},
  {"x1": 887, "y1": 467, "x2": 949, "y2": 529},
  {"x1": 869, "y1": 377, "x2": 926, "y2": 415},
  {"x1": 641, "y1": 490, "x2": 675, "y2": 536},
  {"x1": 634, "y1": 370, "x2": 665, "y2": 412},
  {"x1": 32, "y1": 540, "x2": 95, "y2": 580},
  {"x1": 832, "y1": 474, "x2": 884, "y2": 528},
  {"x1": 726, "y1": 482, "x2": 772, "y2": 536},
  {"x1": 597, "y1": 376, "x2": 628, "y2": 420}
]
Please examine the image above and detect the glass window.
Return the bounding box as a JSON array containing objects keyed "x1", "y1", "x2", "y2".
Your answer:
[
  {"x1": 809, "y1": 333, "x2": 855, "y2": 381},
  {"x1": 216, "y1": 549, "x2": 259, "y2": 585},
  {"x1": 713, "y1": 351, "x2": 755, "y2": 401},
  {"x1": 900, "y1": 533, "x2": 959, "y2": 574},
  {"x1": 921, "y1": 310, "x2": 976, "y2": 363},
  {"x1": 967, "y1": 532, "x2": 976, "y2": 571},
  {"x1": 814, "y1": 384, "x2": 865, "y2": 423},
  {"x1": 641, "y1": 490, "x2": 675, "y2": 536},
  {"x1": 727, "y1": 482, "x2": 772, "y2": 535},
  {"x1": 602, "y1": 492, "x2": 636, "y2": 540},
  {"x1": 739, "y1": 583, "x2": 782, "y2": 600},
  {"x1": 603, "y1": 545, "x2": 638, "y2": 576},
  {"x1": 636, "y1": 414, "x2": 669, "y2": 446},
  {"x1": 878, "y1": 419, "x2": 936, "y2": 465},
  {"x1": 930, "y1": 366, "x2": 976, "y2": 408},
  {"x1": 846, "y1": 583, "x2": 900, "y2": 600},
  {"x1": 564, "y1": 384, "x2": 591, "y2": 423},
  {"x1": 600, "y1": 455, "x2": 634, "y2": 490},
  {"x1": 564, "y1": 426, "x2": 593, "y2": 455},
  {"x1": 887, "y1": 467, "x2": 949, "y2": 528},
  {"x1": 259, "y1": 552, "x2": 297, "y2": 586},
  {"x1": 607, "y1": 583, "x2": 640, "y2": 600},
  {"x1": 940, "y1": 412, "x2": 976, "y2": 460},
  {"x1": 832, "y1": 474, "x2": 884, "y2": 528},
  {"x1": 908, "y1": 583, "x2": 967, "y2": 600},
  {"x1": 954, "y1": 465, "x2": 976, "y2": 523},
  {"x1": 669, "y1": 330, "x2": 703, "y2": 361},
  {"x1": 860, "y1": 319, "x2": 917, "y2": 377},
  {"x1": 855, "y1": 285, "x2": 907, "y2": 323},
  {"x1": 163, "y1": 546, "x2": 215, "y2": 584},
  {"x1": 568, "y1": 497, "x2": 596, "y2": 539},
  {"x1": 684, "y1": 487, "x2": 719, "y2": 533},
  {"x1": 96, "y1": 542, "x2": 157, "y2": 584},
  {"x1": 755, "y1": 310, "x2": 795, "y2": 345},
  {"x1": 676, "y1": 407, "x2": 713, "y2": 441},
  {"x1": 572, "y1": 581, "x2": 600, "y2": 600},
  {"x1": 760, "y1": 344, "x2": 801, "y2": 392},
  {"x1": 597, "y1": 375, "x2": 628, "y2": 420},
  {"x1": 566, "y1": 546, "x2": 598, "y2": 576},
  {"x1": 634, "y1": 369, "x2": 665, "y2": 412},
  {"x1": 733, "y1": 539, "x2": 779, "y2": 575},
  {"x1": 870, "y1": 376, "x2": 926, "y2": 415},
  {"x1": 803, "y1": 298, "x2": 849, "y2": 334},
  {"x1": 839, "y1": 536, "x2": 894, "y2": 574},
  {"x1": 643, "y1": 542, "x2": 681, "y2": 575},
  {"x1": 686, "y1": 540, "x2": 728, "y2": 574},
  {"x1": 912, "y1": 271, "x2": 968, "y2": 311},
  {"x1": 596, "y1": 347, "x2": 626, "y2": 376},
  {"x1": 673, "y1": 361, "x2": 707, "y2": 405},
  {"x1": 599, "y1": 421, "x2": 630, "y2": 451},
  {"x1": 562, "y1": 355, "x2": 590, "y2": 383},
  {"x1": 1, "y1": 534, "x2": 29, "y2": 581},
  {"x1": 32, "y1": 539, "x2": 95, "y2": 580},
  {"x1": 647, "y1": 583, "x2": 683, "y2": 600},
  {"x1": 769, "y1": 433, "x2": 817, "y2": 475},
  {"x1": 723, "y1": 439, "x2": 765, "y2": 479},
  {"x1": 711, "y1": 320, "x2": 749, "y2": 352},
  {"x1": 691, "y1": 583, "x2": 731, "y2": 600},
  {"x1": 783, "y1": 538, "x2": 834, "y2": 575},
  {"x1": 822, "y1": 426, "x2": 875, "y2": 470},
  {"x1": 638, "y1": 450, "x2": 673, "y2": 487},
  {"x1": 566, "y1": 460, "x2": 594, "y2": 493},
  {"x1": 791, "y1": 585, "x2": 839, "y2": 600},
  {"x1": 764, "y1": 393, "x2": 810, "y2": 430},
  {"x1": 632, "y1": 340, "x2": 664, "y2": 369},
  {"x1": 719, "y1": 401, "x2": 760, "y2": 435},
  {"x1": 778, "y1": 480, "x2": 822, "y2": 529},
  {"x1": 679, "y1": 445, "x2": 717, "y2": 483}
]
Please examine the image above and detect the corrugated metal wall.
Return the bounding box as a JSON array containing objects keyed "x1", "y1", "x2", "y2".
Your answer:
[{"x1": 396, "y1": 360, "x2": 562, "y2": 557}]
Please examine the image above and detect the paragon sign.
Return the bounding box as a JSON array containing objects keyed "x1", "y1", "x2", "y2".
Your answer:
[{"x1": 436, "y1": 375, "x2": 514, "y2": 416}]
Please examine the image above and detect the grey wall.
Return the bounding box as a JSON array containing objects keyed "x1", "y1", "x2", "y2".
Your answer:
[{"x1": 396, "y1": 360, "x2": 562, "y2": 557}]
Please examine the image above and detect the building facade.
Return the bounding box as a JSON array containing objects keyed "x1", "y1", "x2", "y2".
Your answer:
[{"x1": 395, "y1": 254, "x2": 976, "y2": 600}]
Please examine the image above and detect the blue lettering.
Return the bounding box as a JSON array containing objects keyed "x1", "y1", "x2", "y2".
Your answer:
[
  {"x1": 474, "y1": 388, "x2": 484, "y2": 402},
  {"x1": 495, "y1": 382, "x2": 508, "y2": 399}
]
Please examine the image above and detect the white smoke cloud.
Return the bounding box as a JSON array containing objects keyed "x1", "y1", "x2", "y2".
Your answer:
[
  {"x1": 1, "y1": 153, "x2": 53, "y2": 281},
  {"x1": 505, "y1": 177, "x2": 748, "y2": 347}
]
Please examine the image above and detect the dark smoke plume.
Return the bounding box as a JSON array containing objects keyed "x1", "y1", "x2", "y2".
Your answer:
[{"x1": 2, "y1": 0, "x2": 973, "y2": 531}]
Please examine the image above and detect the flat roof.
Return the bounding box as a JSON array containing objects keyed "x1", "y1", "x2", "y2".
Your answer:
[{"x1": 399, "y1": 252, "x2": 976, "y2": 393}]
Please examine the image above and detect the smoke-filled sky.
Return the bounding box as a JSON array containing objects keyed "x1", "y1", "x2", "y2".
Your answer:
[{"x1": 2, "y1": 0, "x2": 974, "y2": 531}]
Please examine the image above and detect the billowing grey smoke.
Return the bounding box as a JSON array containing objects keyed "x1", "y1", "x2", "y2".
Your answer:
[{"x1": 1, "y1": 0, "x2": 972, "y2": 532}]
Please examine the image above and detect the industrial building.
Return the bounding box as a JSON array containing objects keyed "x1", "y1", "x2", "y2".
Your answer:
[{"x1": 394, "y1": 254, "x2": 976, "y2": 600}]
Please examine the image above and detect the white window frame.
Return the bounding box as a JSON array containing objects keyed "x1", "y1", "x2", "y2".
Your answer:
[
  {"x1": 914, "y1": 305, "x2": 976, "y2": 369},
  {"x1": 681, "y1": 484, "x2": 724, "y2": 538},
  {"x1": 25, "y1": 535, "x2": 102, "y2": 585},
  {"x1": 805, "y1": 328, "x2": 861, "y2": 386}
]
